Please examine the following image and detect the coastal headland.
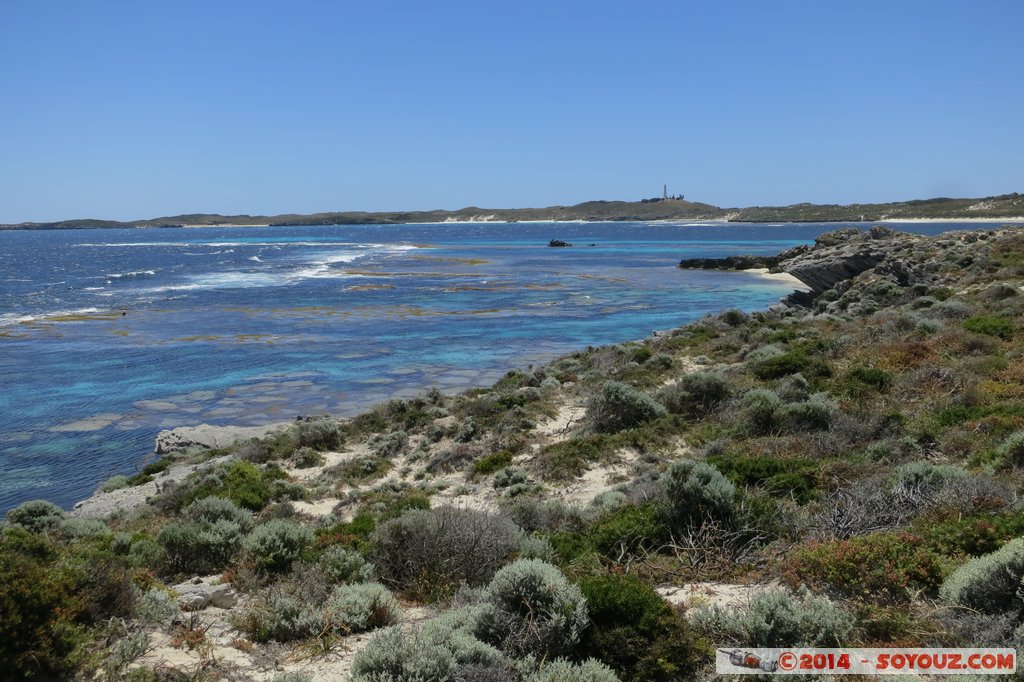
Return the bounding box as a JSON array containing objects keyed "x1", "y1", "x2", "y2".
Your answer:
[{"x1": 3, "y1": 192, "x2": 1023, "y2": 229}]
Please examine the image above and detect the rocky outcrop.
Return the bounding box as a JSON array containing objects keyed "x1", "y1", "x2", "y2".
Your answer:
[
  {"x1": 71, "y1": 455, "x2": 233, "y2": 518},
  {"x1": 155, "y1": 422, "x2": 290, "y2": 455},
  {"x1": 776, "y1": 226, "x2": 915, "y2": 294},
  {"x1": 678, "y1": 254, "x2": 783, "y2": 270},
  {"x1": 679, "y1": 226, "x2": 932, "y2": 303},
  {"x1": 172, "y1": 576, "x2": 239, "y2": 611}
]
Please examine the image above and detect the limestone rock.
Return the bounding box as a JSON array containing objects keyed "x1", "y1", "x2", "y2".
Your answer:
[
  {"x1": 172, "y1": 576, "x2": 238, "y2": 611},
  {"x1": 155, "y1": 422, "x2": 290, "y2": 455}
]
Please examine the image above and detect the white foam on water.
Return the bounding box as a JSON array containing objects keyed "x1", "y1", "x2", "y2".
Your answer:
[
  {"x1": 0, "y1": 307, "x2": 104, "y2": 326},
  {"x1": 105, "y1": 270, "x2": 156, "y2": 279}
]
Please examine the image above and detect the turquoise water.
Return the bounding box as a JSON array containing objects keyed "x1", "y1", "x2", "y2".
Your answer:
[{"x1": 0, "y1": 220, "x2": 1011, "y2": 512}]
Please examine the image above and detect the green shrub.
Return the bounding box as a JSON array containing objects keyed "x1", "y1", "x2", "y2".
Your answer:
[
  {"x1": 665, "y1": 459, "x2": 735, "y2": 525},
  {"x1": 577, "y1": 574, "x2": 701, "y2": 681},
  {"x1": 164, "y1": 459, "x2": 289, "y2": 512},
  {"x1": 690, "y1": 586, "x2": 853, "y2": 647},
  {"x1": 98, "y1": 475, "x2": 130, "y2": 493},
  {"x1": 371, "y1": 507, "x2": 522, "y2": 600},
  {"x1": 297, "y1": 417, "x2": 345, "y2": 451},
  {"x1": 963, "y1": 315, "x2": 1014, "y2": 340},
  {"x1": 916, "y1": 511, "x2": 1024, "y2": 557},
  {"x1": 475, "y1": 559, "x2": 588, "y2": 658},
  {"x1": 708, "y1": 455, "x2": 819, "y2": 504},
  {"x1": 317, "y1": 512, "x2": 377, "y2": 552},
  {"x1": 939, "y1": 538, "x2": 1024, "y2": 615},
  {"x1": 319, "y1": 545, "x2": 374, "y2": 584},
  {"x1": 784, "y1": 532, "x2": 946, "y2": 602},
  {"x1": 244, "y1": 520, "x2": 313, "y2": 573},
  {"x1": 847, "y1": 366, "x2": 893, "y2": 390},
  {"x1": 537, "y1": 435, "x2": 614, "y2": 481},
  {"x1": 587, "y1": 504, "x2": 667, "y2": 560},
  {"x1": 325, "y1": 582, "x2": 401, "y2": 633},
  {"x1": 0, "y1": 528, "x2": 86, "y2": 677},
  {"x1": 587, "y1": 381, "x2": 667, "y2": 434},
  {"x1": 472, "y1": 450, "x2": 514, "y2": 477},
  {"x1": 751, "y1": 348, "x2": 829, "y2": 380},
  {"x1": 5, "y1": 499, "x2": 65, "y2": 532}
]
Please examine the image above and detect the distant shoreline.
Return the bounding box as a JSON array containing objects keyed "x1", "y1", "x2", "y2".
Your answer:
[{"x1": 3, "y1": 193, "x2": 1023, "y2": 230}]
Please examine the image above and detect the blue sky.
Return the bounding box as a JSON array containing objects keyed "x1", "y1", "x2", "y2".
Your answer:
[{"x1": 1, "y1": 0, "x2": 1022, "y2": 222}]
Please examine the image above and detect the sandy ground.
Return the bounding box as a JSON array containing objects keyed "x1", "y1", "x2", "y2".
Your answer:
[{"x1": 745, "y1": 267, "x2": 810, "y2": 289}]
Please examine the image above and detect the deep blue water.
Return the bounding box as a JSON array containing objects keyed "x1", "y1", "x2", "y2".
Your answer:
[{"x1": 1, "y1": 220, "x2": 1018, "y2": 512}]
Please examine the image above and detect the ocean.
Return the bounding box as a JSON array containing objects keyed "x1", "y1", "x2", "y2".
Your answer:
[{"x1": 0, "y1": 220, "x2": 1015, "y2": 513}]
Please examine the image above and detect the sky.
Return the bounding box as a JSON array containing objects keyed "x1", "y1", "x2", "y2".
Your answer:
[{"x1": 1, "y1": 0, "x2": 1022, "y2": 222}]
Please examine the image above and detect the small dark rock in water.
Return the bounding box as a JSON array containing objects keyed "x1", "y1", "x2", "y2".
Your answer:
[{"x1": 548, "y1": 239, "x2": 572, "y2": 247}]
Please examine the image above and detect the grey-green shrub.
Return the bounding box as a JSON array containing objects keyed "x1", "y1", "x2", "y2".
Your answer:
[
  {"x1": 690, "y1": 586, "x2": 853, "y2": 647},
  {"x1": 270, "y1": 673, "x2": 313, "y2": 682},
  {"x1": 291, "y1": 446, "x2": 325, "y2": 469},
  {"x1": 319, "y1": 545, "x2": 374, "y2": 584},
  {"x1": 324, "y1": 582, "x2": 401, "y2": 633},
  {"x1": 374, "y1": 430, "x2": 409, "y2": 457},
  {"x1": 518, "y1": 535, "x2": 556, "y2": 562},
  {"x1": 778, "y1": 393, "x2": 838, "y2": 432},
  {"x1": 159, "y1": 517, "x2": 245, "y2": 575},
  {"x1": 56, "y1": 517, "x2": 110, "y2": 541},
  {"x1": 493, "y1": 466, "x2": 528, "y2": 490},
  {"x1": 741, "y1": 388, "x2": 783, "y2": 435},
  {"x1": 243, "y1": 520, "x2": 313, "y2": 573},
  {"x1": 133, "y1": 588, "x2": 180, "y2": 627},
  {"x1": 456, "y1": 418, "x2": 478, "y2": 443},
  {"x1": 665, "y1": 459, "x2": 735, "y2": 525},
  {"x1": 589, "y1": 490, "x2": 628, "y2": 514},
  {"x1": 894, "y1": 461, "x2": 968, "y2": 491},
  {"x1": 297, "y1": 417, "x2": 344, "y2": 451},
  {"x1": 184, "y1": 496, "x2": 253, "y2": 530},
  {"x1": 587, "y1": 381, "x2": 667, "y2": 433},
  {"x1": 996, "y1": 432, "x2": 1024, "y2": 467},
  {"x1": 658, "y1": 371, "x2": 731, "y2": 416},
  {"x1": 372, "y1": 506, "x2": 523, "y2": 599},
  {"x1": 474, "y1": 559, "x2": 588, "y2": 658},
  {"x1": 232, "y1": 591, "x2": 322, "y2": 642},
  {"x1": 5, "y1": 499, "x2": 65, "y2": 532},
  {"x1": 530, "y1": 658, "x2": 621, "y2": 682},
  {"x1": 940, "y1": 538, "x2": 1024, "y2": 615},
  {"x1": 352, "y1": 614, "x2": 506, "y2": 682},
  {"x1": 127, "y1": 538, "x2": 163, "y2": 569}
]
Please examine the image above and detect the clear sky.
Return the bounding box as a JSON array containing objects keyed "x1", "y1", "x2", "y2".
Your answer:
[{"x1": 1, "y1": 0, "x2": 1022, "y2": 222}]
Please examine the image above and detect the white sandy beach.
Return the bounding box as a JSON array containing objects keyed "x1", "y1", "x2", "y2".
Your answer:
[{"x1": 746, "y1": 267, "x2": 810, "y2": 289}]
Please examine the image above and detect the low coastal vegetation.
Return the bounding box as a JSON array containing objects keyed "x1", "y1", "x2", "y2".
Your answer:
[{"x1": 6, "y1": 226, "x2": 1024, "y2": 679}]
